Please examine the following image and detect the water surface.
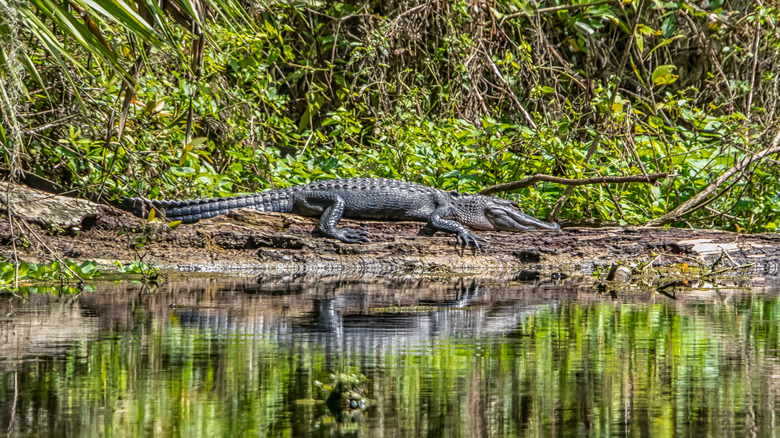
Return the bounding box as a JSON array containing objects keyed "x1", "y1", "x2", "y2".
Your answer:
[{"x1": 1, "y1": 276, "x2": 779, "y2": 436}]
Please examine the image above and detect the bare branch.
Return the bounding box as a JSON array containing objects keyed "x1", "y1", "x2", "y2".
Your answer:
[
  {"x1": 502, "y1": 0, "x2": 617, "y2": 21},
  {"x1": 23, "y1": 115, "x2": 78, "y2": 135},
  {"x1": 480, "y1": 44, "x2": 536, "y2": 129},
  {"x1": 747, "y1": 10, "x2": 762, "y2": 117},
  {"x1": 478, "y1": 172, "x2": 670, "y2": 195}
]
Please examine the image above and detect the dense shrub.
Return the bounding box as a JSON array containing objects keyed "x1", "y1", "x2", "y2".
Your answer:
[{"x1": 2, "y1": 0, "x2": 779, "y2": 230}]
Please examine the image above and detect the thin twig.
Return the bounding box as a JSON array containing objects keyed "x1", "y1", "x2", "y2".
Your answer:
[
  {"x1": 536, "y1": 66, "x2": 587, "y2": 91},
  {"x1": 3, "y1": 182, "x2": 19, "y2": 288},
  {"x1": 18, "y1": 220, "x2": 84, "y2": 281},
  {"x1": 679, "y1": 10, "x2": 734, "y2": 109},
  {"x1": 479, "y1": 172, "x2": 669, "y2": 195},
  {"x1": 7, "y1": 372, "x2": 17, "y2": 434},
  {"x1": 22, "y1": 115, "x2": 78, "y2": 135},
  {"x1": 396, "y1": 3, "x2": 427, "y2": 19},
  {"x1": 502, "y1": 0, "x2": 617, "y2": 22},
  {"x1": 463, "y1": 50, "x2": 490, "y2": 115},
  {"x1": 703, "y1": 263, "x2": 756, "y2": 278},
  {"x1": 747, "y1": 8, "x2": 762, "y2": 118},
  {"x1": 642, "y1": 253, "x2": 664, "y2": 272},
  {"x1": 721, "y1": 247, "x2": 738, "y2": 267},
  {"x1": 480, "y1": 44, "x2": 536, "y2": 129},
  {"x1": 704, "y1": 206, "x2": 740, "y2": 222}
]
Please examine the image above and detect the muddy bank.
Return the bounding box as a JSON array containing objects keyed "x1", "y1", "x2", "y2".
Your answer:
[{"x1": 1, "y1": 182, "x2": 779, "y2": 277}]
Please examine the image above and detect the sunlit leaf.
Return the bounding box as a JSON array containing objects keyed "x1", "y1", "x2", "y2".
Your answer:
[
  {"x1": 651, "y1": 65, "x2": 679, "y2": 87},
  {"x1": 188, "y1": 137, "x2": 208, "y2": 147},
  {"x1": 170, "y1": 166, "x2": 196, "y2": 176}
]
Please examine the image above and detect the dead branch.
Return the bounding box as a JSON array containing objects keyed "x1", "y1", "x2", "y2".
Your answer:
[
  {"x1": 478, "y1": 172, "x2": 669, "y2": 195},
  {"x1": 644, "y1": 129, "x2": 780, "y2": 227},
  {"x1": 23, "y1": 115, "x2": 78, "y2": 135},
  {"x1": 747, "y1": 10, "x2": 762, "y2": 117},
  {"x1": 480, "y1": 43, "x2": 536, "y2": 129}
]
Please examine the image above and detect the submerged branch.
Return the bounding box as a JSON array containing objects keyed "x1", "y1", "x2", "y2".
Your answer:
[{"x1": 478, "y1": 173, "x2": 669, "y2": 195}]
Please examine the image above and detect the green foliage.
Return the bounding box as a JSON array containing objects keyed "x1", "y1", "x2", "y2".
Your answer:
[
  {"x1": 0, "y1": 259, "x2": 100, "y2": 284},
  {"x1": 112, "y1": 260, "x2": 156, "y2": 275},
  {"x1": 0, "y1": 284, "x2": 96, "y2": 295},
  {"x1": 0, "y1": 259, "x2": 161, "y2": 294},
  {"x1": 0, "y1": 259, "x2": 100, "y2": 295},
  {"x1": 3, "y1": 0, "x2": 780, "y2": 231}
]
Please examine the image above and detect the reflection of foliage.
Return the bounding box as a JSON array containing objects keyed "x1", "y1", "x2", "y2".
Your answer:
[
  {"x1": 316, "y1": 373, "x2": 369, "y2": 423},
  {"x1": 3, "y1": 290, "x2": 780, "y2": 435}
]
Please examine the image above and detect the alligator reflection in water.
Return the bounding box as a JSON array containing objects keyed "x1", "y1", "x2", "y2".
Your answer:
[{"x1": 171, "y1": 278, "x2": 556, "y2": 356}]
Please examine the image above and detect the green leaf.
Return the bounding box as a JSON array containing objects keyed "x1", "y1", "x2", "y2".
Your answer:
[
  {"x1": 78, "y1": 260, "x2": 99, "y2": 276},
  {"x1": 16, "y1": 263, "x2": 29, "y2": 278},
  {"x1": 647, "y1": 35, "x2": 685, "y2": 57},
  {"x1": 2, "y1": 269, "x2": 15, "y2": 284},
  {"x1": 79, "y1": 0, "x2": 162, "y2": 46},
  {"x1": 264, "y1": 20, "x2": 277, "y2": 37},
  {"x1": 651, "y1": 65, "x2": 679, "y2": 87},
  {"x1": 661, "y1": 14, "x2": 677, "y2": 38},
  {"x1": 634, "y1": 31, "x2": 644, "y2": 54},
  {"x1": 188, "y1": 137, "x2": 208, "y2": 147},
  {"x1": 170, "y1": 166, "x2": 196, "y2": 176}
]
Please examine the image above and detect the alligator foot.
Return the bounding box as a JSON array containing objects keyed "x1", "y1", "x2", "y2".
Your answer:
[
  {"x1": 333, "y1": 228, "x2": 371, "y2": 244},
  {"x1": 456, "y1": 231, "x2": 486, "y2": 250}
]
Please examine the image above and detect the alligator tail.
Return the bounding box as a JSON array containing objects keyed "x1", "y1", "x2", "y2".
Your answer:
[{"x1": 129, "y1": 189, "x2": 295, "y2": 223}]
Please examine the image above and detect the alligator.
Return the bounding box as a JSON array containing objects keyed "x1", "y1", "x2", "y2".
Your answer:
[{"x1": 131, "y1": 177, "x2": 559, "y2": 247}]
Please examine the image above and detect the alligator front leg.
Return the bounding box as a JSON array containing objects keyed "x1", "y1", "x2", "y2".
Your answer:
[
  {"x1": 430, "y1": 208, "x2": 486, "y2": 249},
  {"x1": 293, "y1": 192, "x2": 370, "y2": 244}
]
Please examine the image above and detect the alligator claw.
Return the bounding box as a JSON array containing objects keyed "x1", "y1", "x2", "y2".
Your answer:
[
  {"x1": 335, "y1": 228, "x2": 371, "y2": 244},
  {"x1": 457, "y1": 232, "x2": 486, "y2": 250}
]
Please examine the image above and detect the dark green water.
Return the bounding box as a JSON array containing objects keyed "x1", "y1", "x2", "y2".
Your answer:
[{"x1": 1, "y1": 276, "x2": 780, "y2": 436}]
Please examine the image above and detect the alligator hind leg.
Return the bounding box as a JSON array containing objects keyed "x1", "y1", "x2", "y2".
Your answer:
[{"x1": 293, "y1": 192, "x2": 370, "y2": 244}]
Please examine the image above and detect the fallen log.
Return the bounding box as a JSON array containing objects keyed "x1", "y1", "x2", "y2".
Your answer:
[{"x1": 0, "y1": 182, "x2": 778, "y2": 278}]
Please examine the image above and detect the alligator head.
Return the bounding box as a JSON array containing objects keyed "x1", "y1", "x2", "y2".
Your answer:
[{"x1": 451, "y1": 193, "x2": 560, "y2": 232}]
